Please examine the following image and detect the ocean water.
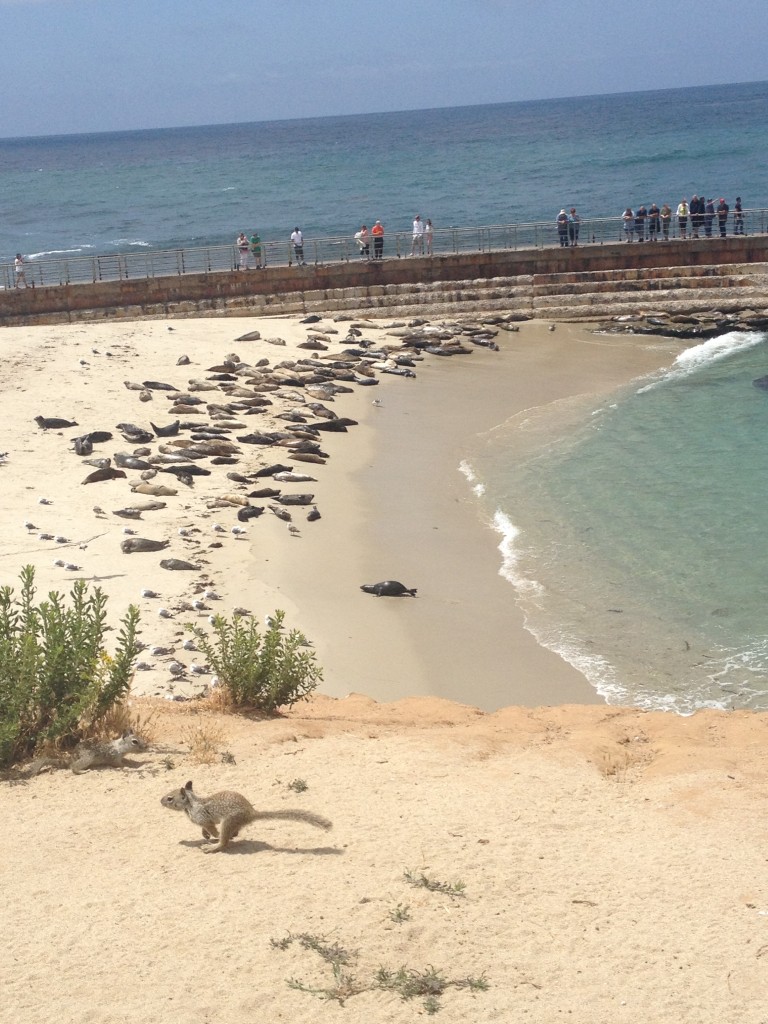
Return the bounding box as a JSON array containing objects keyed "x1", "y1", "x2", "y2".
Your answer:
[
  {"x1": 465, "y1": 332, "x2": 768, "y2": 712},
  {"x1": 0, "y1": 80, "x2": 767, "y2": 262}
]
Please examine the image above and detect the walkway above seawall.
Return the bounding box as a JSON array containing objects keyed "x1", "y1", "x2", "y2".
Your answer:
[{"x1": 1, "y1": 236, "x2": 767, "y2": 326}]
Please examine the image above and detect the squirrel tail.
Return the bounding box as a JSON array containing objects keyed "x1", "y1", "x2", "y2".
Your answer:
[{"x1": 254, "y1": 809, "x2": 332, "y2": 831}]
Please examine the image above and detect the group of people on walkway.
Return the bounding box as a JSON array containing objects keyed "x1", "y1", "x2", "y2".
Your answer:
[
  {"x1": 621, "y1": 197, "x2": 744, "y2": 242},
  {"x1": 354, "y1": 221, "x2": 385, "y2": 259},
  {"x1": 235, "y1": 231, "x2": 265, "y2": 270},
  {"x1": 236, "y1": 216, "x2": 436, "y2": 268},
  {"x1": 556, "y1": 208, "x2": 581, "y2": 246}
]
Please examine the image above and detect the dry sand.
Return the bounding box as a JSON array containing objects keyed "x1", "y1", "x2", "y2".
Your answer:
[{"x1": 2, "y1": 313, "x2": 766, "y2": 1022}]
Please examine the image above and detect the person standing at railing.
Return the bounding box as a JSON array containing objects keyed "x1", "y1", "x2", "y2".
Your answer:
[
  {"x1": 249, "y1": 231, "x2": 264, "y2": 268},
  {"x1": 734, "y1": 197, "x2": 744, "y2": 235},
  {"x1": 424, "y1": 219, "x2": 434, "y2": 255},
  {"x1": 676, "y1": 199, "x2": 689, "y2": 239},
  {"x1": 634, "y1": 204, "x2": 647, "y2": 242},
  {"x1": 717, "y1": 198, "x2": 729, "y2": 237},
  {"x1": 557, "y1": 209, "x2": 570, "y2": 246},
  {"x1": 689, "y1": 195, "x2": 702, "y2": 238},
  {"x1": 647, "y1": 203, "x2": 660, "y2": 241},
  {"x1": 14, "y1": 254, "x2": 28, "y2": 287},
  {"x1": 372, "y1": 220, "x2": 384, "y2": 258},
  {"x1": 411, "y1": 215, "x2": 425, "y2": 255},
  {"x1": 291, "y1": 227, "x2": 306, "y2": 266},
  {"x1": 568, "y1": 208, "x2": 580, "y2": 246},
  {"x1": 622, "y1": 208, "x2": 634, "y2": 242},
  {"x1": 704, "y1": 199, "x2": 715, "y2": 237},
  {"x1": 354, "y1": 225, "x2": 370, "y2": 259},
  {"x1": 660, "y1": 203, "x2": 672, "y2": 240},
  {"x1": 236, "y1": 232, "x2": 251, "y2": 270}
]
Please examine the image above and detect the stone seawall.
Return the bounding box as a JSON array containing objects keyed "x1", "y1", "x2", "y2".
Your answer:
[{"x1": 2, "y1": 236, "x2": 768, "y2": 326}]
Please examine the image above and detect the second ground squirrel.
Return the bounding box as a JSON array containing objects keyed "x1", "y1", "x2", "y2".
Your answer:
[
  {"x1": 161, "y1": 779, "x2": 333, "y2": 853},
  {"x1": 28, "y1": 730, "x2": 148, "y2": 776}
]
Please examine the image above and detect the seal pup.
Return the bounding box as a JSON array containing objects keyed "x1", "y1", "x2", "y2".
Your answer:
[
  {"x1": 35, "y1": 415, "x2": 78, "y2": 430},
  {"x1": 160, "y1": 558, "x2": 200, "y2": 571},
  {"x1": 82, "y1": 467, "x2": 127, "y2": 484},
  {"x1": 360, "y1": 581, "x2": 417, "y2": 597},
  {"x1": 121, "y1": 538, "x2": 170, "y2": 554}
]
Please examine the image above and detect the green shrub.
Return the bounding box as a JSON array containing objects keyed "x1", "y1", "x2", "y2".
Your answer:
[
  {"x1": 0, "y1": 565, "x2": 141, "y2": 768},
  {"x1": 186, "y1": 609, "x2": 322, "y2": 712}
]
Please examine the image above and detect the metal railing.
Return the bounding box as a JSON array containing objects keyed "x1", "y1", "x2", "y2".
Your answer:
[{"x1": 3, "y1": 210, "x2": 768, "y2": 291}]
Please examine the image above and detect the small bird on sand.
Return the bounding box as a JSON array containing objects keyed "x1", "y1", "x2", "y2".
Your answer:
[
  {"x1": 24, "y1": 521, "x2": 37, "y2": 531},
  {"x1": 157, "y1": 608, "x2": 173, "y2": 619},
  {"x1": 141, "y1": 588, "x2": 160, "y2": 599}
]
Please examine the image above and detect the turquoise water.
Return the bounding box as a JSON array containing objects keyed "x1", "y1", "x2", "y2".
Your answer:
[
  {"x1": 467, "y1": 333, "x2": 768, "y2": 712},
  {"x1": 1, "y1": 79, "x2": 767, "y2": 261}
]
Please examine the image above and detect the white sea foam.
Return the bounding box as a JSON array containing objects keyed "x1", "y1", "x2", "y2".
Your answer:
[
  {"x1": 458, "y1": 459, "x2": 484, "y2": 496},
  {"x1": 638, "y1": 329, "x2": 766, "y2": 392},
  {"x1": 28, "y1": 246, "x2": 95, "y2": 259},
  {"x1": 112, "y1": 238, "x2": 151, "y2": 248}
]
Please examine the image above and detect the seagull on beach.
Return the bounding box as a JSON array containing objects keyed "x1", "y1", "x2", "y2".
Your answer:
[
  {"x1": 24, "y1": 521, "x2": 37, "y2": 531},
  {"x1": 203, "y1": 589, "x2": 221, "y2": 601},
  {"x1": 141, "y1": 588, "x2": 160, "y2": 599},
  {"x1": 231, "y1": 526, "x2": 247, "y2": 538},
  {"x1": 182, "y1": 639, "x2": 197, "y2": 651},
  {"x1": 157, "y1": 608, "x2": 173, "y2": 619}
]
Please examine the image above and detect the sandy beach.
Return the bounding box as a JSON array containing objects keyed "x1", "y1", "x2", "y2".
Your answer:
[{"x1": 2, "y1": 311, "x2": 766, "y2": 1022}]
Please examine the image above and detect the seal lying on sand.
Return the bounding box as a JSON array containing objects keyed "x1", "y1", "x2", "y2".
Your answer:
[{"x1": 360, "y1": 581, "x2": 417, "y2": 597}]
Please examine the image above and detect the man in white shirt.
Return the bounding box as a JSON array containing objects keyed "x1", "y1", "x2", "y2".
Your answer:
[
  {"x1": 290, "y1": 227, "x2": 306, "y2": 266},
  {"x1": 411, "y1": 215, "x2": 424, "y2": 255}
]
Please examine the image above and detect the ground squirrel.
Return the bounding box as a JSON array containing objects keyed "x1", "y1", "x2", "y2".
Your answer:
[
  {"x1": 161, "y1": 779, "x2": 333, "y2": 853},
  {"x1": 28, "y1": 730, "x2": 148, "y2": 776}
]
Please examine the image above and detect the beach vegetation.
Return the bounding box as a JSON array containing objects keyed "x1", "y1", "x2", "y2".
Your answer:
[
  {"x1": 179, "y1": 721, "x2": 229, "y2": 764},
  {"x1": 185, "y1": 609, "x2": 322, "y2": 713},
  {"x1": 403, "y1": 868, "x2": 467, "y2": 898},
  {"x1": 272, "y1": 930, "x2": 489, "y2": 1012},
  {"x1": 0, "y1": 565, "x2": 141, "y2": 769},
  {"x1": 287, "y1": 777, "x2": 308, "y2": 793},
  {"x1": 387, "y1": 902, "x2": 412, "y2": 924}
]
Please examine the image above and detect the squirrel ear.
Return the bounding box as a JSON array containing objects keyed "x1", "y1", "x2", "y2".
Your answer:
[{"x1": 184, "y1": 780, "x2": 193, "y2": 792}]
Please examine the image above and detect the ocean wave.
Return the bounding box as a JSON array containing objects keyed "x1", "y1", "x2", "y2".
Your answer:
[
  {"x1": 27, "y1": 246, "x2": 95, "y2": 259},
  {"x1": 490, "y1": 509, "x2": 542, "y2": 597},
  {"x1": 638, "y1": 330, "x2": 766, "y2": 392},
  {"x1": 458, "y1": 459, "x2": 484, "y2": 496},
  {"x1": 111, "y1": 238, "x2": 152, "y2": 248}
]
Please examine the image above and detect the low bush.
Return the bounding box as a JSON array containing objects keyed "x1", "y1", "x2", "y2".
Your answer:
[
  {"x1": 0, "y1": 565, "x2": 141, "y2": 768},
  {"x1": 186, "y1": 609, "x2": 322, "y2": 712}
]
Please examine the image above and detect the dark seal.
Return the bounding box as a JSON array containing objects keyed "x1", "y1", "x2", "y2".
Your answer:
[{"x1": 360, "y1": 581, "x2": 417, "y2": 597}]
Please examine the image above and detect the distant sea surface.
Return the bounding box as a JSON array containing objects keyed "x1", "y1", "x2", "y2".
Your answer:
[
  {"x1": 1, "y1": 80, "x2": 766, "y2": 262},
  {"x1": 3, "y1": 81, "x2": 768, "y2": 713}
]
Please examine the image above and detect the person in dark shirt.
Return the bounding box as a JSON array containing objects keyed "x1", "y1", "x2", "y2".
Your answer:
[
  {"x1": 734, "y1": 197, "x2": 744, "y2": 235},
  {"x1": 634, "y1": 205, "x2": 647, "y2": 242},
  {"x1": 647, "y1": 203, "x2": 660, "y2": 241},
  {"x1": 690, "y1": 195, "x2": 703, "y2": 238},
  {"x1": 717, "y1": 198, "x2": 729, "y2": 237}
]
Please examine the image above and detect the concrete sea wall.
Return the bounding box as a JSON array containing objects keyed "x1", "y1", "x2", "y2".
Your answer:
[{"x1": 1, "y1": 236, "x2": 768, "y2": 326}]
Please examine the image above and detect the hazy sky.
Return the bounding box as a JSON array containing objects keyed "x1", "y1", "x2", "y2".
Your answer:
[{"x1": 4, "y1": 0, "x2": 767, "y2": 138}]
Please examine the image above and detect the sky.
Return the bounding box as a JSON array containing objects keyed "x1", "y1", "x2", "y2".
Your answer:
[{"x1": 4, "y1": 0, "x2": 768, "y2": 139}]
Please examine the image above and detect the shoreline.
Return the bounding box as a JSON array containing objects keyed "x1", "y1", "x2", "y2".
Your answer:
[
  {"x1": 0, "y1": 314, "x2": 686, "y2": 711},
  {"x1": 243, "y1": 320, "x2": 687, "y2": 710}
]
